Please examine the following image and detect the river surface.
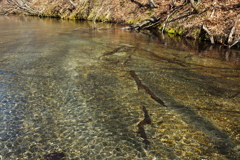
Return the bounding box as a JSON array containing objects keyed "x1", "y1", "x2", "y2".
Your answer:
[{"x1": 0, "y1": 16, "x2": 240, "y2": 160}]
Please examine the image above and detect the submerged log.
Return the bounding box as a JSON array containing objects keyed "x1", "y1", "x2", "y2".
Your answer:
[{"x1": 137, "y1": 106, "x2": 152, "y2": 146}]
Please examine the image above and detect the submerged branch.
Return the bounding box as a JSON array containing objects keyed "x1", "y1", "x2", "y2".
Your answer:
[
  {"x1": 129, "y1": 70, "x2": 166, "y2": 106},
  {"x1": 137, "y1": 106, "x2": 152, "y2": 146}
]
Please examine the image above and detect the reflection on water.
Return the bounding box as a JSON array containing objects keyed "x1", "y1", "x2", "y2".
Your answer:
[
  {"x1": 151, "y1": 31, "x2": 240, "y2": 69},
  {"x1": 0, "y1": 16, "x2": 239, "y2": 159}
]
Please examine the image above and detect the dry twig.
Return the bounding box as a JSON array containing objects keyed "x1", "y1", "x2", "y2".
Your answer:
[
  {"x1": 210, "y1": 5, "x2": 216, "y2": 17},
  {"x1": 7, "y1": 0, "x2": 41, "y2": 15}
]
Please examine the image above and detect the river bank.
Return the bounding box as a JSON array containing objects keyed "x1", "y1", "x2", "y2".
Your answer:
[{"x1": 0, "y1": 0, "x2": 240, "y2": 48}]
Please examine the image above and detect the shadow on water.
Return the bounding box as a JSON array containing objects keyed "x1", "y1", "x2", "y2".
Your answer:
[
  {"x1": 82, "y1": 71, "x2": 178, "y2": 159},
  {"x1": 100, "y1": 40, "x2": 240, "y2": 158},
  {"x1": 132, "y1": 69, "x2": 239, "y2": 159},
  {"x1": 149, "y1": 30, "x2": 240, "y2": 69}
]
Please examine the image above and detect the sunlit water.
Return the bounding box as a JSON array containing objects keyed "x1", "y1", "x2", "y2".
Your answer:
[{"x1": 0, "y1": 16, "x2": 240, "y2": 159}]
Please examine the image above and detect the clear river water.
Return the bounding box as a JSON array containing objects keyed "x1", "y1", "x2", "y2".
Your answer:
[{"x1": 0, "y1": 16, "x2": 240, "y2": 160}]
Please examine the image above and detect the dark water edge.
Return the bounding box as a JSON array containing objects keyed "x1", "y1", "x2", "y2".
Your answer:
[{"x1": 147, "y1": 30, "x2": 240, "y2": 68}]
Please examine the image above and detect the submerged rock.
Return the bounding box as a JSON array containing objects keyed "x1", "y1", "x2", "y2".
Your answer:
[{"x1": 44, "y1": 152, "x2": 65, "y2": 160}]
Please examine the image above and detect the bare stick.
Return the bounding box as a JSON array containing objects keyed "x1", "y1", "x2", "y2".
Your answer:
[
  {"x1": 162, "y1": 9, "x2": 178, "y2": 33},
  {"x1": 148, "y1": 0, "x2": 157, "y2": 8},
  {"x1": 162, "y1": 14, "x2": 171, "y2": 33},
  {"x1": 228, "y1": 14, "x2": 240, "y2": 44},
  {"x1": 229, "y1": 37, "x2": 240, "y2": 48},
  {"x1": 202, "y1": 24, "x2": 215, "y2": 44},
  {"x1": 189, "y1": 0, "x2": 200, "y2": 13},
  {"x1": 69, "y1": 0, "x2": 77, "y2": 6},
  {"x1": 7, "y1": 0, "x2": 41, "y2": 15},
  {"x1": 210, "y1": 6, "x2": 215, "y2": 17}
]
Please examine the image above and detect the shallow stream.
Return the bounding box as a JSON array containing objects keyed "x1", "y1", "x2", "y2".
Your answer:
[{"x1": 0, "y1": 16, "x2": 239, "y2": 159}]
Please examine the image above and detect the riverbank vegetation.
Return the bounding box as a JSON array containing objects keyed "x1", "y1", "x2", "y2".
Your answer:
[{"x1": 0, "y1": 0, "x2": 239, "y2": 48}]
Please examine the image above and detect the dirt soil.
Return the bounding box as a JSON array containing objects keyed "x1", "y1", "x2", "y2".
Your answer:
[{"x1": 0, "y1": 0, "x2": 240, "y2": 47}]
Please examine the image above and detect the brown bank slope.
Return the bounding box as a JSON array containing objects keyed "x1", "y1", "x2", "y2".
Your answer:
[{"x1": 0, "y1": 0, "x2": 240, "y2": 48}]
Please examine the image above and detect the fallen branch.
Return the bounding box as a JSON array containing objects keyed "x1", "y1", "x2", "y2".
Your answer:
[
  {"x1": 229, "y1": 37, "x2": 240, "y2": 48},
  {"x1": 7, "y1": 0, "x2": 41, "y2": 15},
  {"x1": 148, "y1": 0, "x2": 157, "y2": 8},
  {"x1": 69, "y1": 0, "x2": 77, "y2": 7},
  {"x1": 137, "y1": 106, "x2": 152, "y2": 147},
  {"x1": 228, "y1": 14, "x2": 240, "y2": 45},
  {"x1": 141, "y1": 18, "x2": 161, "y2": 30},
  {"x1": 189, "y1": 0, "x2": 201, "y2": 13},
  {"x1": 161, "y1": 9, "x2": 177, "y2": 33},
  {"x1": 128, "y1": 16, "x2": 160, "y2": 31},
  {"x1": 202, "y1": 24, "x2": 215, "y2": 44},
  {"x1": 210, "y1": 4, "x2": 216, "y2": 17}
]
